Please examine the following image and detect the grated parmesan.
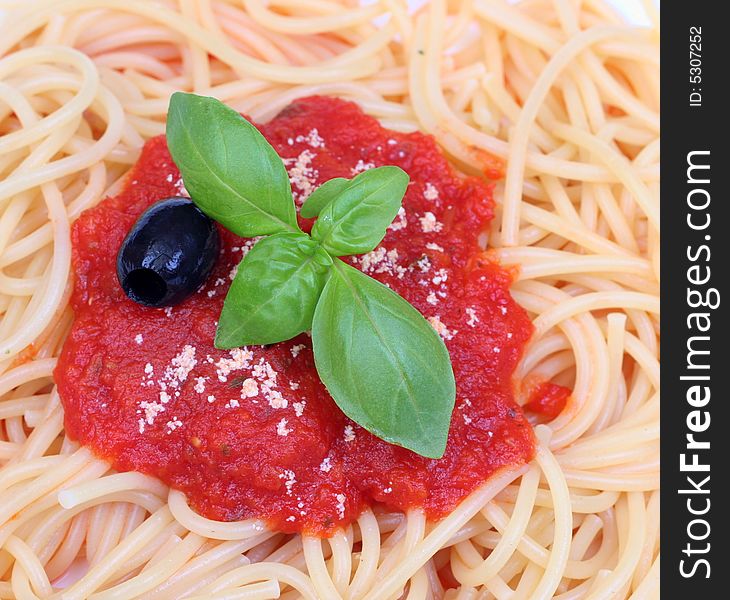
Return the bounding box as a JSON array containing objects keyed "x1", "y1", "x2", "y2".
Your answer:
[
  {"x1": 240, "y1": 378, "x2": 259, "y2": 398},
  {"x1": 432, "y1": 268, "x2": 449, "y2": 285},
  {"x1": 295, "y1": 128, "x2": 325, "y2": 148},
  {"x1": 279, "y1": 470, "x2": 296, "y2": 495},
  {"x1": 352, "y1": 159, "x2": 375, "y2": 174},
  {"x1": 357, "y1": 247, "x2": 406, "y2": 279},
  {"x1": 428, "y1": 315, "x2": 456, "y2": 341},
  {"x1": 419, "y1": 212, "x2": 443, "y2": 233},
  {"x1": 335, "y1": 493, "x2": 346, "y2": 519},
  {"x1": 276, "y1": 418, "x2": 292, "y2": 436},
  {"x1": 284, "y1": 149, "x2": 318, "y2": 201},
  {"x1": 387, "y1": 207, "x2": 408, "y2": 232},
  {"x1": 423, "y1": 183, "x2": 439, "y2": 201},
  {"x1": 215, "y1": 348, "x2": 253, "y2": 382}
]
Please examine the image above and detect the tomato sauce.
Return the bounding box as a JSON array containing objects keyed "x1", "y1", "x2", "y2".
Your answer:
[
  {"x1": 56, "y1": 97, "x2": 536, "y2": 535},
  {"x1": 524, "y1": 382, "x2": 571, "y2": 420}
]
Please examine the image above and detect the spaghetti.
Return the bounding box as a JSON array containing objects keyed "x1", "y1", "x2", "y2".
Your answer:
[{"x1": 0, "y1": 0, "x2": 659, "y2": 598}]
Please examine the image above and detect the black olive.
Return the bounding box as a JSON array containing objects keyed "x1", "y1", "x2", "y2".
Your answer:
[{"x1": 117, "y1": 197, "x2": 220, "y2": 307}]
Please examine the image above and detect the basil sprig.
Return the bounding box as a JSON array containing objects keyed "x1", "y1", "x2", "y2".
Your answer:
[{"x1": 166, "y1": 93, "x2": 456, "y2": 458}]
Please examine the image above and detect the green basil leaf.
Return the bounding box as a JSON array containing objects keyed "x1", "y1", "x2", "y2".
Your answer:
[
  {"x1": 167, "y1": 92, "x2": 299, "y2": 237},
  {"x1": 310, "y1": 166, "x2": 409, "y2": 256},
  {"x1": 312, "y1": 260, "x2": 455, "y2": 458},
  {"x1": 300, "y1": 177, "x2": 349, "y2": 218},
  {"x1": 215, "y1": 233, "x2": 332, "y2": 348}
]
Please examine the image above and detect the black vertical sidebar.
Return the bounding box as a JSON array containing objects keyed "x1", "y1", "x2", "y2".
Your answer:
[{"x1": 662, "y1": 2, "x2": 728, "y2": 596}]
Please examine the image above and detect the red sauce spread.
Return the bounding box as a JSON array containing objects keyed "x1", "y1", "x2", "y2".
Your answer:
[
  {"x1": 524, "y1": 382, "x2": 571, "y2": 420},
  {"x1": 56, "y1": 97, "x2": 535, "y2": 535}
]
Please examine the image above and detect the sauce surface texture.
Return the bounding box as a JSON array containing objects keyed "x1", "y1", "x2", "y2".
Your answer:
[{"x1": 56, "y1": 97, "x2": 535, "y2": 535}]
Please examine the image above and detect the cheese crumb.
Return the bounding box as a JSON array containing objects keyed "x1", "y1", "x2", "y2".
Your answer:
[
  {"x1": 251, "y1": 359, "x2": 287, "y2": 409},
  {"x1": 277, "y1": 418, "x2": 292, "y2": 436},
  {"x1": 293, "y1": 401, "x2": 306, "y2": 417},
  {"x1": 419, "y1": 212, "x2": 443, "y2": 233},
  {"x1": 358, "y1": 247, "x2": 406, "y2": 279},
  {"x1": 265, "y1": 385, "x2": 282, "y2": 406},
  {"x1": 320, "y1": 457, "x2": 333, "y2": 472},
  {"x1": 166, "y1": 417, "x2": 183, "y2": 433},
  {"x1": 140, "y1": 400, "x2": 165, "y2": 426},
  {"x1": 285, "y1": 149, "x2": 318, "y2": 201},
  {"x1": 135, "y1": 334, "x2": 143, "y2": 345},
  {"x1": 432, "y1": 268, "x2": 449, "y2": 285},
  {"x1": 279, "y1": 470, "x2": 296, "y2": 495},
  {"x1": 291, "y1": 344, "x2": 306, "y2": 358},
  {"x1": 194, "y1": 377, "x2": 206, "y2": 394},
  {"x1": 216, "y1": 348, "x2": 253, "y2": 382},
  {"x1": 466, "y1": 307, "x2": 479, "y2": 328},
  {"x1": 174, "y1": 177, "x2": 189, "y2": 196},
  {"x1": 295, "y1": 128, "x2": 325, "y2": 148},
  {"x1": 335, "y1": 493, "x2": 346, "y2": 519},
  {"x1": 343, "y1": 425, "x2": 356, "y2": 442},
  {"x1": 387, "y1": 207, "x2": 408, "y2": 232},
  {"x1": 428, "y1": 315, "x2": 456, "y2": 340},
  {"x1": 426, "y1": 242, "x2": 444, "y2": 252},
  {"x1": 416, "y1": 255, "x2": 432, "y2": 273},
  {"x1": 352, "y1": 159, "x2": 375, "y2": 174},
  {"x1": 240, "y1": 378, "x2": 259, "y2": 398},
  {"x1": 168, "y1": 345, "x2": 197, "y2": 385},
  {"x1": 423, "y1": 182, "x2": 439, "y2": 201},
  {"x1": 207, "y1": 395, "x2": 216, "y2": 403},
  {"x1": 426, "y1": 292, "x2": 439, "y2": 306}
]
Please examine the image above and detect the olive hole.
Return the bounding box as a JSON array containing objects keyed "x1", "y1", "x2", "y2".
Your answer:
[{"x1": 123, "y1": 269, "x2": 167, "y2": 305}]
